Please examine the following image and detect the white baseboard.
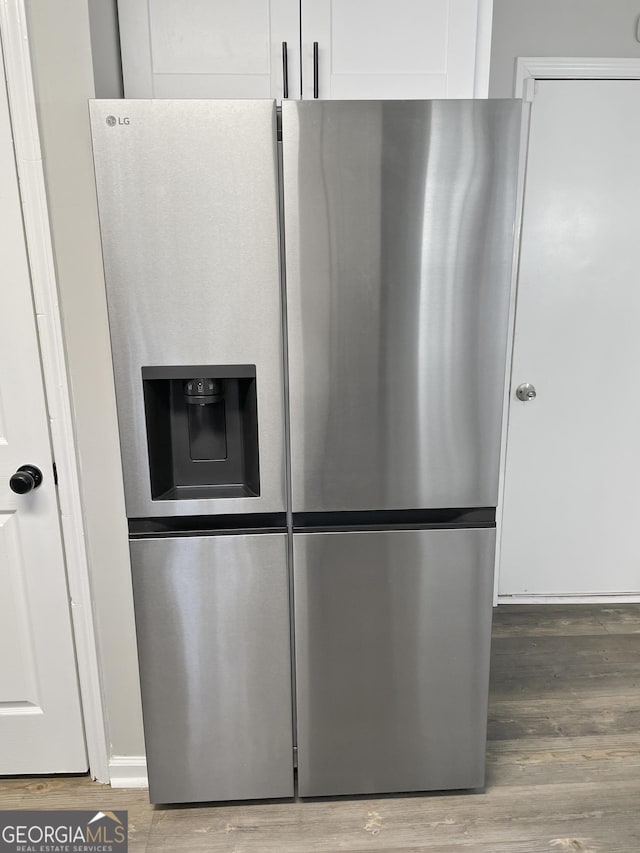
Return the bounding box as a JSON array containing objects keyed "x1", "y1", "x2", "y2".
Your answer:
[
  {"x1": 109, "y1": 756, "x2": 148, "y2": 789},
  {"x1": 498, "y1": 594, "x2": 640, "y2": 605}
]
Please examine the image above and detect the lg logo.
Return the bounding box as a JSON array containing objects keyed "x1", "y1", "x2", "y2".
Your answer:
[{"x1": 106, "y1": 115, "x2": 130, "y2": 127}]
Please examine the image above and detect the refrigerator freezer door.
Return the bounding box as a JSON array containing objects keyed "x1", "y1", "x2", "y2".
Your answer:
[
  {"x1": 282, "y1": 100, "x2": 521, "y2": 512},
  {"x1": 130, "y1": 533, "x2": 293, "y2": 803},
  {"x1": 90, "y1": 100, "x2": 285, "y2": 517},
  {"x1": 293, "y1": 527, "x2": 495, "y2": 796}
]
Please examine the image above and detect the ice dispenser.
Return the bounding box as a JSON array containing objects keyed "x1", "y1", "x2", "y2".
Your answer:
[{"x1": 142, "y1": 364, "x2": 259, "y2": 500}]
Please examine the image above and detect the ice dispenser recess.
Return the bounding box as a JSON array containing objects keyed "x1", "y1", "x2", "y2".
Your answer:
[{"x1": 142, "y1": 365, "x2": 259, "y2": 500}]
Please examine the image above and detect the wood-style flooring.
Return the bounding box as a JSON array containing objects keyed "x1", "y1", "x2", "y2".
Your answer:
[{"x1": 2, "y1": 604, "x2": 639, "y2": 852}]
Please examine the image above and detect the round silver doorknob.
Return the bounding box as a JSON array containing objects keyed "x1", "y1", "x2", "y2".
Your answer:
[{"x1": 515, "y1": 383, "x2": 537, "y2": 402}]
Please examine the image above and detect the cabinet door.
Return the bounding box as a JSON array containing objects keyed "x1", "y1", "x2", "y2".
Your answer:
[
  {"x1": 118, "y1": 0, "x2": 300, "y2": 98},
  {"x1": 301, "y1": 0, "x2": 491, "y2": 100}
]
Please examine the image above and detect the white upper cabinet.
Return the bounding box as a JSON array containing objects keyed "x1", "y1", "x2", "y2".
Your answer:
[
  {"x1": 302, "y1": 0, "x2": 491, "y2": 100},
  {"x1": 118, "y1": 0, "x2": 492, "y2": 100},
  {"x1": 118, "y1": 0, "x2": 301, "y2": 99}
]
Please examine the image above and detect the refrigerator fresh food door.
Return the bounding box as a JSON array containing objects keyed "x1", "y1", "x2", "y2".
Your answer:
[
  {"x1": 90, "y1": 100, "x2": 286, "y2": 517},
  {"x1": 282, "y1": 100, "x2": 521, "y2": 512},
  {"x1": 130, "y1": 532, "x2": 293, "y2": 803},
  {"x1": 293, "y1": 527, "x2": 495, "y2": 796}
]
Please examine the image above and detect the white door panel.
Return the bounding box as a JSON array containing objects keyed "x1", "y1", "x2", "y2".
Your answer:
[
  {"x1": 301, "y1": 0, "x2": 481, "y2": 100},
  {"x1": 500, "y1": 80, "x2": 640, "y2": 597},
  {"x1": 0, "y1": 512, "x2": 40, "y2": 703},
  {"x1": 0, "y1": 40, "x2": 86, "y2": 772},
  {"x1": 118, "y1": 0, "x2": 300, "y2": 99},
  {"x1": 149, "y1": 0, "x2": 272, "y2": 74}
]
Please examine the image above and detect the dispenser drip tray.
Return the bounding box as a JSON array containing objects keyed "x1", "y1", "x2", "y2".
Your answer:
[{"x1": 142, "y1": 365, "x2": 260, "y2": 500}]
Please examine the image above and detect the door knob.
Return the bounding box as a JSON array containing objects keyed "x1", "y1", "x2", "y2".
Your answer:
[
  {"x1": 515, "y1": 383, "x2": 537, "y2": 402},
  {"x1": 9, "y1": 464, "x2": 43, "y2": 494}
]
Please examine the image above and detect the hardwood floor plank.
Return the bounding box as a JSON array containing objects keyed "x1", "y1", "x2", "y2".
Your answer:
[
  {"x1": 594, "y1": 605, "x2": 640, "y2": 634},
  {"x1": 486, "y1": 734, "x2": 640, "y2": 786},
  {"x1": 144, "y1": 781, "x2": 640, "y2": 852},
  {"x1": 488, "y1": 692, "x2": 640, "y2": 740},
  {"x1": 491, "y1": 606, "x2": 608, "y2": 638},
  {"x1": 488, "y1": 633, "x2": 640, "y2": 698}
]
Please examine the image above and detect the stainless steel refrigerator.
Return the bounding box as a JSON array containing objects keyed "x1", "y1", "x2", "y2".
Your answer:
[{"x1": 90, "y1": 98, "x2": 521, "y2": 803}]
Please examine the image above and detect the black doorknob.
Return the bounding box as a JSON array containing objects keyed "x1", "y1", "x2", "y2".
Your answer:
[{"x1": 9, "y1": 465, "x2": 43, "y2": 494}]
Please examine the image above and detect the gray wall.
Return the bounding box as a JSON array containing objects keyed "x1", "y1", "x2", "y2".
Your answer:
[
  {"x1": 25, "y1": 0, "x2": 145, "y2": 760},
  {"x1": 490, "y1": 0, "x2": 640, "y2": 97},
  {"x1": 87, "y1": 0, "x2": 123, "y2": 98}
]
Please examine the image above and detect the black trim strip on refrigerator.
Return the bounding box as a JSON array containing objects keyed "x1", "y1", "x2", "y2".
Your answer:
[
  {"x1": 129, "y1": 512, "x2": 287, "y2": 538},
  {"x1": 141, "y1": 364, "x2": 255, "y2": 380},
  {"x1": 293, "y1": 507, "x2": 495, "y2": 533}
]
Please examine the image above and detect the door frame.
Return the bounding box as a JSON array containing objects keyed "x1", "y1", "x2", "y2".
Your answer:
[
  {"x1": 514, "y1": 56, "x2": 640, "y2": 98},
  {"x1": 0, "y1": 2, "x2": 109, "y2": 780},
  {"x1": 495, "y1": 57, "x2": 640, "y2": 606}
]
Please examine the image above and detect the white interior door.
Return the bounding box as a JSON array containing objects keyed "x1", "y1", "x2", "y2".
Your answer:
[
  {"x1": 118, "y1": 0, "x2": 300, "y2": 99},
  {"x1": 0, "y1": 41, "x2": 87, "y2": 772},
  {"x1": 499, "y1": 80, "x2": 640, "y2": 598},
  {"x1": 301, "y1": 0, "x2": 486, "y2": 100}
]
